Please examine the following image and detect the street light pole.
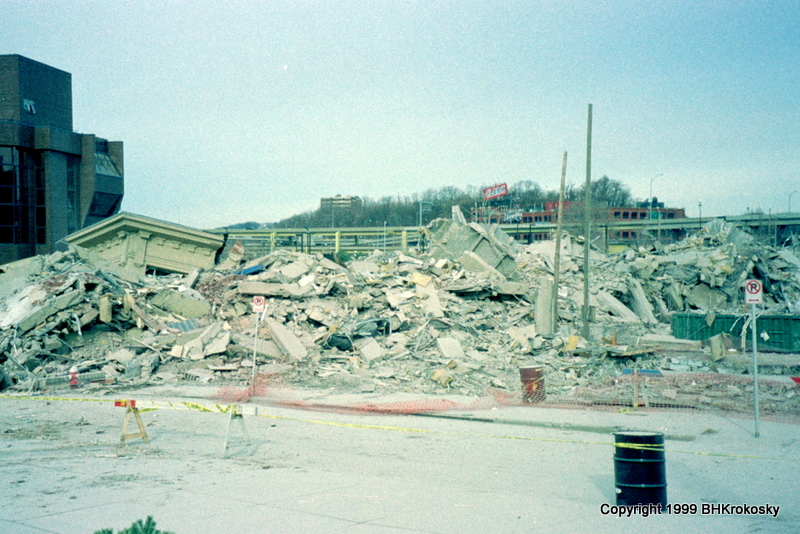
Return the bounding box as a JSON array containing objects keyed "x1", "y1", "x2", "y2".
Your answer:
[
  {"x1": 698, "y1": 201, "x2": 702, "y2": 228},
  {"x1": 648, "y1": 173, "x2": 663, "y2": 221},
  {"x1": 789, "y1": 190, "x2": 799, "y2": 213}
]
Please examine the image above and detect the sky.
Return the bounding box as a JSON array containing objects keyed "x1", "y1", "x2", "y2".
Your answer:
[{"x1": 3, "y1": 0, "x2": 799, "y2": 229}]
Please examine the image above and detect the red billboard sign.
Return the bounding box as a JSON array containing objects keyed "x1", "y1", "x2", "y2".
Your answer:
[{"x1": 483, "y1": 183, "x2": 508, "y2": 201}]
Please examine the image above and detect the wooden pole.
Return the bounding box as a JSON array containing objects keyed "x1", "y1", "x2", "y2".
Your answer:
[
  {"x1": 552, "y1": 151, "x2": 568, "y2": 328},
  {"x1": 582, "y1": 104, "x2": 593, "y2": 340}
]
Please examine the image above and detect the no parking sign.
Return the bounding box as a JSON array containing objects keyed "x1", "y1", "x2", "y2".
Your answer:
[
  {"x1": 744, "y1": 279, "x2": 764, "y2": 437},
  {"x1": 252, "y1": 295, "x2": 266, "y2": 313},
  {"x1": 744, "y1": 279, "x2": 763, "y2": 305}
]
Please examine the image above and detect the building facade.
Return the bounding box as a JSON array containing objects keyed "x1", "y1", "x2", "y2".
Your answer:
[
  {"x1": 471, "y1": 200, "x2": 688, "y2": 244},
  {"x1": 0, "y1": 54, "x2": 123, "y2": 264},
  {"x1": 320, "y1": 195, "x2": 362, "y2": 209}
]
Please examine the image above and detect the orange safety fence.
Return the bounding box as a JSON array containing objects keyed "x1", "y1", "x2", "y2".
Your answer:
[{"x1": 211, "y1": 371, "x2": 800, "y2": 424}]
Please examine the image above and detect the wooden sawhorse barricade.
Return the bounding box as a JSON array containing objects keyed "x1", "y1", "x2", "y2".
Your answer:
[{"x1": 115, "y1": 400, "x2": 254, "y2": 457}]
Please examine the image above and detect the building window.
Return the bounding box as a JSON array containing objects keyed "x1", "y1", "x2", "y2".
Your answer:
[
  {"x1": 66, "y1": 156, "x2": 80, "y2": 233},
  {"x1": 88, "y1": 192, "x2": 122, "y2": 218},
  {"x1": 0, "y1": 147, "x2": 41, "y2": 245},
  {"x1": 34, "y1": 163, "x2": 46, "y2": 244}
]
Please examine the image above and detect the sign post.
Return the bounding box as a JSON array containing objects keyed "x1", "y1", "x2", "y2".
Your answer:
[
  {"x1": 744, "y1": 279, "x2": 763, "y2": 437},
  {"x1": 251, "y1": 296, "x2": 267, "y2": 387}
]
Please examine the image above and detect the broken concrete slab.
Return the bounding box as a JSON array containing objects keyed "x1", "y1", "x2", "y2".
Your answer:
[
  {"x1": 628, "y1": 279, "x2": 657, "y2": 325},
  {"x1": 180, "y1": 268, "x2": 202, "y2": 289},
  {"x1": 637, "y1": 334, "x2": 703, "y2": 351},
  {"x1": 686, "y1": 284, "x2": 727, "y2": 311},
  {"x1": 428, "y1": 213, "x2": 518, "y2": 279},
  {"x1": 203, "y1": 330, "x2": 231, "y2": 357},
  {"x1": 535, "y1": 281, "x2": 555, "y2": 335},
  {"x1": 16, "y1": 289, "x2": 84, "y2": 334},
  {"x1": 357, "y1": 338, "x2": 386, "y2": 363},
  {"x1": 593, "y1": 291, "x2": 640, "y2": 322},
  {"x1": 458, "y1": 250, "x2": 508, "y2": 280},
  {"x1": 231, "y1": 332, "x2": 284, "y2": 360},
  {"x1": 436, "y1": 337, "x2": 466, "y2": 361},
  {"x1": 507, "y1": 324, "x2": 539, "y2": 351},
  {"x1": 278, "y1": 260, "x2": 312, "y2": 282},
  {"x1": 108, "y1": 348, "x2": 136, "y2": 363},
  {"x1": 265, "y1": 318, "x2": 308, "y2": 361},
  {"x1": 415, "y1": 279, "x2": 444, "y2": 318},
  {"x1": 150, "y1": 290, "x2": 211, "y2": 319},
  {"x1": 127, "y1": 297, "x2": 168, "y2": 331},
  {"x1": 237, "y1": 280, "x2": 314, "y2": 299}
]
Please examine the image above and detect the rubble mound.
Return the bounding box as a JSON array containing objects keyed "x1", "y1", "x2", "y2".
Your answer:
[{"x1": 1, "y1": 218, "x2": 798, "y2": 418}]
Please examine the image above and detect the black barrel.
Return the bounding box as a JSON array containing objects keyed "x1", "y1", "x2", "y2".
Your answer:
[{"x1": 613, "y1": 431, "x2": 667, "y2": 507}]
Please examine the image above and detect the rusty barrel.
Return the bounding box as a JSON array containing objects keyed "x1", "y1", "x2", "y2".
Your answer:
[
  {"x1": 613, "y1": 431, "x2": 667, "y2": 507},
  {"x1": 519, "y1": 366, "x2": 545, "y2": 403}
]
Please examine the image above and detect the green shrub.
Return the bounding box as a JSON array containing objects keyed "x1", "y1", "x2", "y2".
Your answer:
[{"x1": 94, "y1": 516, "x2": 174, "y2": 534}]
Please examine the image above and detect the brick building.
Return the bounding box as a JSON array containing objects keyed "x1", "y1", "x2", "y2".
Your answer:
[{"x1": 0, "y1": 54, "x2": 123, "y2": 264}]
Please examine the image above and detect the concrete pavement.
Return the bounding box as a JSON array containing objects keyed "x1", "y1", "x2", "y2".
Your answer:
[{"x1": 1, "y1": 386, "x2": 798, "y2": 533}]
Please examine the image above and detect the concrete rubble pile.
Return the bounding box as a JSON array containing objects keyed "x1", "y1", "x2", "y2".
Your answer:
[
  {"x1": 601, "y1": 219, "x2": 800, "y2": 319},
  {"x1": 0, "y1": 215, "x2": 798, "y2": 416}
]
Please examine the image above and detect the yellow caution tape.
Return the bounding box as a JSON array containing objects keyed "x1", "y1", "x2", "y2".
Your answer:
[
  {"x1": 0, "y1": 395, "x2": 106, "y2": 403},
  {"x1": 250, "y1": 412, "x2": 796, "y2": 461},
  {"x1": 1, "y1": 394, "x2": 795, "y2": 462}
]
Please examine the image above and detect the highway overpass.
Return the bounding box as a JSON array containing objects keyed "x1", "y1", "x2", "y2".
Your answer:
[{"x1": 207, "y1": 212, "x2": 800, "y2": 258}]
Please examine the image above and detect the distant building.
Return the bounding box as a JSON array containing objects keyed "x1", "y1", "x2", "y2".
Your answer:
[
  {"x1": 471, "y1": 200, "x2": 686, "y2": 242},
  {"x1": 320, "y1": 195, "x2": 362, "y2": 209},
  {"x1": 0, "y1": 54, "x2": 123, "y2": 264}
]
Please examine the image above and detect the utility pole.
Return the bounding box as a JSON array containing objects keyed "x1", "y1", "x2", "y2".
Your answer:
[
  {"x1": 582, "y1": 104, "x2": 592, "y2": 341},
  {"x1": 648, "y1": 173, "x2": 663, "y2": 239},
  {"x1": 698, "y1": 201, "x2": 702, "y2": 228},
  {"x1": 553, "y1": 152, "x2": 568, "y2": 328}
]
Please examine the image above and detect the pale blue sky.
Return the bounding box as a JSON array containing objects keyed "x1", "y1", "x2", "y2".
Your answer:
[{"x1": 3, "y1": 0, "x2": 798, "y2": 228}]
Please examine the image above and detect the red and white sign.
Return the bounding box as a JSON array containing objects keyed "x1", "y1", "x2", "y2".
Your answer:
[
  {"x1": 483, "y1": 183, "x2": 508, "y2": 201},
  {"x1": 744, "y1": 279, "x2": 763, "y2": 305},
  {"x1": 252, "y1": 295, "x2": 266, "y2": 313}
]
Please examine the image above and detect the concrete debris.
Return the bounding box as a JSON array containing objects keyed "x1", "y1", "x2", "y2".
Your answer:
[
  {"x1": 264, "y1": 318, "x2": 308, "y2": 361},
  {"x1": 64, "y1": 212, "x2": 224, "y2": 276},
  {"x1": 1, "y1": 216, "x2": 799, "y2": 420},
  {"x1": 427, "y1": 208, "x2": 519, "y2": 280}
]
